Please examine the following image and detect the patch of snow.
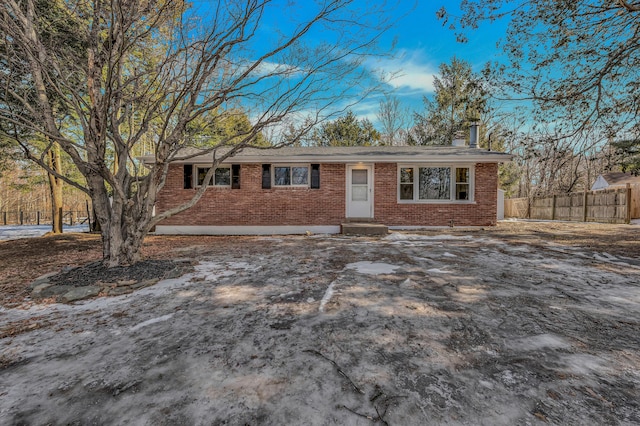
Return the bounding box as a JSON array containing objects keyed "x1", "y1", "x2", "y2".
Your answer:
[
  {"x1": 594, "y1": 252, "x2": 619, "y2": 261},
  {"x1": 561, "y1": 354, "x2": 611, "y2": 375},
  {"x1": 478, "y1": 380, "x2": 495, "y2": 389},
  {"x1": 631, "y1": 219, "x2": 640, "y2": 225},
  {"x1": 0, "y1": 224, "x2": 89, "y2": 241},
  {"x1": 319, "y1": 280, "x2": 337, "y2": 312},
  {"x1": 385, "y1": 232, "x2": 473, "y2": 242},
  {"x1": 276, "y1": 290, "x2": 300, "y2": 300},
  {"x1": 130, "y1": 313, "x2": 174, "y2": 332},
  {"x1": 443, "y1": 252, "x2": 457, "y2": 258},
  {"x1": 193, "y1": 260, "x2": 260, "y2": 282},
  {"x1": 498, "y1": 370, "x2": 518, "y2": 385},
  {"x1": 511, "y1": 334, "x2": 570, "y2": 351},
  {"x1": 344, "y1": 261, "x2": 401, "y2": 275},
  {"x1": 427, "y1": 268, "x2": 451, "y2": 274},
  {"x1": 592, "y1": 253, "x2": 640, "y2": 270},
  {"x1": 227, "y1": 261, "x2": 261, "y2": 271},
  {"x1": 2, "y1": 232, "x2": 639, "y2": 424}
]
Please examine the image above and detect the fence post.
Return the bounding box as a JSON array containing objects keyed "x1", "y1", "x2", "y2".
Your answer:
[
  {"x1": 551, "y1": 195, "x2": 557, "y2": 220},
  {"x1": 583, "y1": 189, "x2": 588, "y2": 222},
  {"x1": 2, "y1": 211, "x2": 6, "y2": 225},
  {"x1": 626, "y1": 183, "x2": 632, "y2": 224},
  {"x1": 37, "y1": 211, "x2": 40, "y2": 225},
  {"x1": 58, "y1": 207, "x2": 63, "y2": 232},
  {"x1": 86, "y1": 200, "x2": 92, "y2": 231},
  {"x1": 20, "y1": 211, "x2": 24, "y2": 225}
]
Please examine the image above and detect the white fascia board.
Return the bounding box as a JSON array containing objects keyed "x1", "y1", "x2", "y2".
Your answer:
[{"x1": 165, "y1": 154, "x2": 512, "y2": 164}]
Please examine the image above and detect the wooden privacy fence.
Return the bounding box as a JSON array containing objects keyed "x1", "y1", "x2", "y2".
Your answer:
[
  {"x1": 504, "y1": 197, "x2": 530, "y2": 219},
  {"x1": 504, "y1": 184, "x2": 640, "y2": 224}
]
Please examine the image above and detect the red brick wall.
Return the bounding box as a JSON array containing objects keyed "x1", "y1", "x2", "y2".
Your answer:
[
  {"x1": 155, "y1": 162, "x2": 499, "y2": 227},
  {"x1": 374, "y1": 163, "x2": 498, "y2": 227},
  {"x1": 156, "y1": 163, "x2": 346, "y2": 226}
]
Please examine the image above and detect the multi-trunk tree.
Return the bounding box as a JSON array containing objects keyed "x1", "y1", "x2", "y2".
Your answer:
[{"x1": 1, "y1": 0, "x2": 390, "y2": 266}]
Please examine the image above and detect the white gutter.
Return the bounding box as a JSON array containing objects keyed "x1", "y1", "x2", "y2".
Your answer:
[{"x1": 141, "y1": 153, "x2": 512, "y2": 165}]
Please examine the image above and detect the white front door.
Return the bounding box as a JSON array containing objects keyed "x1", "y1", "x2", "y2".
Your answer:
[{"x1": 346, "y1": 164, "x2": 373, "y2": 218}]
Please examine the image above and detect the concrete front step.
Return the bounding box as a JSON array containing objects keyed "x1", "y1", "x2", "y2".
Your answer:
[
  {"x1": 341, "y1": 222, "x2": 389, "y2": 236},
  {"x1": 342, "y1": 217, "x2": 378, "y2": 223}
]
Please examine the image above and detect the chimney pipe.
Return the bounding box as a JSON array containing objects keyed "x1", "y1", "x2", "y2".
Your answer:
[
  {"x1": 452, "y1": 131, "x2": 466, "y2": 147},
  {"x1": 469, "y1": 122, "x2": 480, "y2": 148}
]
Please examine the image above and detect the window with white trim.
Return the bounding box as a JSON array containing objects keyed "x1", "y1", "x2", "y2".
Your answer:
[
  {"x1": 399, "y1": 165, "x2": 473, "y2": 202},
  {"x1": 273, "y1": 165, "x2": 309, "y2": 187},
  {"x1": 454, "y1": 167, "x2": 470, "y2": 201},
  {"x1": 195, "y1": 166, "x2": 231, "y2": 187}
]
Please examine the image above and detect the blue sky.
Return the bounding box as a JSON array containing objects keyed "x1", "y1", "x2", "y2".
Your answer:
[
  {"x1": 351, "y1": 1, "x2": 509, "y2": 123},
  {"x1": 192, "y1": 1, "x2": 511, "y2": 128}
]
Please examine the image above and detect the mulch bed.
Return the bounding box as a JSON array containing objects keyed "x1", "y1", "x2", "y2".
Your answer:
[{"x1": 48, "y1": 260, "x2": 178, "y2": 288}]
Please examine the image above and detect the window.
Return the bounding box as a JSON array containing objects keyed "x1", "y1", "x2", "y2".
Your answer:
[
  {"x1": 419, "y1": 167, "x2": 450, "y2": 200},
  {"x1": 273, "y1": 165, "x2": 309, "y2": 187},
  {"x1": 399, "y1": 167, "x2": 414, "y2": 200},
  {"x1": 455, "y1": 167, "x2": 469, "y2": 200},
  {"x1": 398, "y1": 165, "x2": 473, "y2": 202},
  {"x1": 195, "y1": 166, "x2": 231, "y2": 187},
  {"x1": 196, "y1": 167, "x2": 210, "y2": 186}
]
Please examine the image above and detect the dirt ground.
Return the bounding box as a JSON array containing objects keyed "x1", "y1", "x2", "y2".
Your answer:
[{"x1": 1, "y1": 221, "x2": 639, "y2": 424}]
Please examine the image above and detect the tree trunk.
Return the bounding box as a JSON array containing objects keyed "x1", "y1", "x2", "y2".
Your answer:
[
  {"x1": 101, "y1": 212, "x2": 151, "y2": 267},
  {"x1": 47, "y1": 143, "x2": 64, "y2": 233},
  {"x1": 89, "y1": 178, "x2": 153, "y2": 267}
]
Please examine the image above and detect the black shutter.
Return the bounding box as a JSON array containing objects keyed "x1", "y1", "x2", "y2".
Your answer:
[
  {"x1": 262, "y1": 164, "x2": 271, "y2": 189},
  {"x1": 183, "y1": 164, "x2": 193, "y2": 189},
  {"x1": 310, "y1": 164, "x2": 320, "y2": 189},
  {"x1": 231, "y1": 164, "x2": 241, "y2": 189}
]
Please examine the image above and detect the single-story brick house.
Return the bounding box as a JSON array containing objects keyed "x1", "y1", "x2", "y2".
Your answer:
[{"x1": 146, "y1": 145, "x2": 511, "y2": 235}]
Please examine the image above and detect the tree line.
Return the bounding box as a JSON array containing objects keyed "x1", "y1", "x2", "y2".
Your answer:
[{"x1": 1, "y1": 0, "x2": 638, "y2": 266}]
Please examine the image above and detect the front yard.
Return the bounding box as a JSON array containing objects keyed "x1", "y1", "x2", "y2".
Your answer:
[{"x1": 1, "y1": 222, "x2": 639, "y2": 424}]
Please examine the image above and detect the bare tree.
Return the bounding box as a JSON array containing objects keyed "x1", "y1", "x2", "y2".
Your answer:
[
  {"x1": 509, "y1": 128, "x2": 619, "y2": 198},
  {"x1": 439, "y1": 2, "x2": 640, "y2": 194},
  {"x1": 0, "y1": 0, "x2": 392, "y2": 266},
  {"x1": 376, "y1": 94, "x2": 410, "y2": 145},
  {"x1": 439, "y1": 1, "x2": 640, "y2": 141}
]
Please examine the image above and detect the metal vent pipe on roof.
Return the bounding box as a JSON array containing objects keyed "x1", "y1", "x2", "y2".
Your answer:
[{"x1": 469, "y1": 122, "x2": 480, "y2": 148}]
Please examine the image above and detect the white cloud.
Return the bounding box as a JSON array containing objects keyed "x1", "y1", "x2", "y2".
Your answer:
[
  {"x1": 349, "y1": 98, "x2": 383, "y2": 123},
  {"x1": 368, "y1": 49, "x2": 437, "y2": 94},
  {"x1": 253, "y1": 60, "x2": 303, "y2": 78}
]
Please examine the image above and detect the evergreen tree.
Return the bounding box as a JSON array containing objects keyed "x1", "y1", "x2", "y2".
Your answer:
[
  {"x1": 310, "y1": 111, "x2": 381, "y2": 146},
  {"x1": 410, "y1": 57, "x2": 487, "y2": 145}
]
